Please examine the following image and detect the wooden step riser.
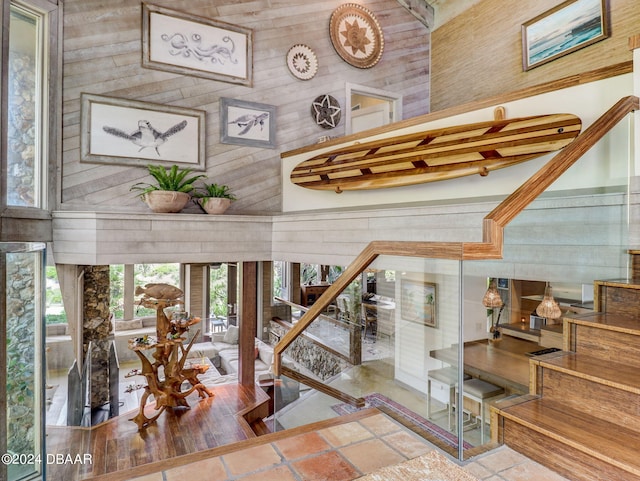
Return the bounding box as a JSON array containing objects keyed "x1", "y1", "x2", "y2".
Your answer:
[
  {"x1": 630, "y1": 250, "x2": 640, "y2": 280},
  {"x1": 502, "y1": 419, "x2": 638, "y2": 481},
  {"x1": 540, "y1": 369, "x2": 640, "y2": 432},
  {"x1": 574, "y1": 324, "x2": 640, "y2": 368},
  {"x1": 596, "y1": 284, "x2": 640, "y2": 317}
]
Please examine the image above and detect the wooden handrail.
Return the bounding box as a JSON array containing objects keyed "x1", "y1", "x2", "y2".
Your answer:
[
  {"x1": 281, "y1": 366, "x2": 366, "y2": 408},
  {"x1": 487, "y1": 95, "x2": 640, "y2": 228},
  {"x1": 273, "y1": 95, "x2": 639, "y2": 376},
  {"x1": 271, "y1": 315, "x2": 352, "y2": 363}
]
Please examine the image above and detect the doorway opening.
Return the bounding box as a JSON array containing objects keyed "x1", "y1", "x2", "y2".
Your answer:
[{"x1": 345, "y1": 83, "x2": 403, "y2": 135}]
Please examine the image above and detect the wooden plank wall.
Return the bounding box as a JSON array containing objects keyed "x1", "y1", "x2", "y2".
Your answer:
[
  {"x1": 60, "y1": 0, "x2": 430, "y2": 214},
  {"x1": 430, "y1": 0, "x2": 639, "y2": 112}
]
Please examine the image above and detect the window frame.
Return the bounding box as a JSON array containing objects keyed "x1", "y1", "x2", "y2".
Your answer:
[{"x1": 1, "y1": 0, "x2": 58, "y2": 220}]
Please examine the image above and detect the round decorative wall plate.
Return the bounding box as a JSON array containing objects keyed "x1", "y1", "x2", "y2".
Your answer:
[
  {"x1": 286, "y1": 44, "x2": 318, "y2": 80},
  {"x1": 311, "y1": 94, "x2": 342, "y2": 129},
  {"x1": 329, "y1": 3, "x2": 384, "y2": 69}
]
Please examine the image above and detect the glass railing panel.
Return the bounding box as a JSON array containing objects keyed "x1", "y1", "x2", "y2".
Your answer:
[
  {"x1": 273, "y1": 256, "x2": 467, "y2": 459},
  {"x1": 458, "y1": 110, "x2": 634, "y2": 459},
  {"x1": 271, "y1": 104, "x2": 635, "y2": 459}
]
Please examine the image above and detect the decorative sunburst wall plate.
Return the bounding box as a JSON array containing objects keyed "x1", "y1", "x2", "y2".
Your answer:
[
  {"x1": 286, "y1": 44, "x2": 318, "y2": 80},
  {"x1": 329, "y1": 3, "x2": 384, "y2": 69}
]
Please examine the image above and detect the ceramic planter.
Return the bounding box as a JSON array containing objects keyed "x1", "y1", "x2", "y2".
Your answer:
[
  {"x1": 143, "y1": 191, "x2": 190, "y2": 213},
  {"x1": 198, "y1": 197, "x2": 232, "y2": 214}
]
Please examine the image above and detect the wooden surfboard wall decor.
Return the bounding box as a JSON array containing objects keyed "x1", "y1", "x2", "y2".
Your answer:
[{"x1": 290, "y1": 112, "x2": 582, "y2": 193}]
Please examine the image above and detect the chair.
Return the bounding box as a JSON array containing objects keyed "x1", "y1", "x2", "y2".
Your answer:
[
  {"x1": 362, "y1": 304, "x2": 377, "y2": 338},
  {"x1": 427, "y1": 366, "x2": 471, "y2": 431},
  {"x1": 336, "y1": 296, "x2": 351, "y2": 322},
  {"x1": 375, "y1": 307, "x2": 395, "y2": 338},
  {"x1": 460, "y1": 378, "x2": 504, "y2": 443}
]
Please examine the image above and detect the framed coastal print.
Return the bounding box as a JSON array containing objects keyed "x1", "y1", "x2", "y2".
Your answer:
[
  {"x1": 80, "y1": 93, "x2": 206, "y2": 170},
  {"x1": 220, "y1": 97, "x2": 276, "y2": 149},
  {"x1": 142, "y1": 3, "x2": 253, "y2": 86},
  {"x1": 522, "y1": 0, "x2": 608, "y2": 71},
  {"x1": 400, "y1": 279, "x2": 437, "y2": 328}
]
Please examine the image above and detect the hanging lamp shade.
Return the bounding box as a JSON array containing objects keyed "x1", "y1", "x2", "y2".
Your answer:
[
  {"x1": 482, "y1": 278, "x2": 504, "y2": 308},
  {"x1": 536, "y1": 283, "x2": 562, "y2": 319}
]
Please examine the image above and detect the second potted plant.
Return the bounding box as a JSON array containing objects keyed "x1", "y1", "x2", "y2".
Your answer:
[
  {"x1": 130, "y1": 164, "x2": 206, "y2": 213},
  {"x1": 194, "y1": 183, "x2": 237, "y2": 214}
]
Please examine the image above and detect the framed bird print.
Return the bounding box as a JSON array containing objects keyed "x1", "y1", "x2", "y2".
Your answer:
[
  {"x1": 220, "y1": 97, "x2": 276, "y2": 149},
  {"x1": 80, "y1": 93, "x2": 206, "y2": 170}
]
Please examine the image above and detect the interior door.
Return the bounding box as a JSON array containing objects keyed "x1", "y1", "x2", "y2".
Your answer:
[{"x1": 351, "y1": 102, "x2": 390, "y2": 134}]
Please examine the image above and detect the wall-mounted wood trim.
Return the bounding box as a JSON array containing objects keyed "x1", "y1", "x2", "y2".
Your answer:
[{"x1": 629, "y1": 34, "x2": 640, "y2": 50}]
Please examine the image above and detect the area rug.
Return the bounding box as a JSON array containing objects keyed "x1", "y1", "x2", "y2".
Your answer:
[
  {"x1": 331, "y1": 393, "x2": 473, "y2": 451},
  {"x1": 356, "y1": 450, "x2": 479, "y2": 481}
]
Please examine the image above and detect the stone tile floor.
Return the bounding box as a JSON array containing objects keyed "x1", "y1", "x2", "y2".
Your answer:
[{"x1": 127, "y1": 412, "x2": 569, "y2": 481}]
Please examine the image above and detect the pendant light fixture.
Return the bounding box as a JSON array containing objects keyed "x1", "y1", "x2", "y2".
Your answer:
[
  {"x1": 482, "y1": 278, "x2": 504, "y2": 308},
  {"x1": 536, "y1": 282, "x2": 561, "y2": 319}
]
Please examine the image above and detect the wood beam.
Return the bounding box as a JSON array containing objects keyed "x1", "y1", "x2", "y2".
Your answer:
[
  {"x1": 395, "y1": 0, "x2": 434, "y2": 30},
  {"x1": 239, "y1": 262, "x2": 257, "y2": 386}
]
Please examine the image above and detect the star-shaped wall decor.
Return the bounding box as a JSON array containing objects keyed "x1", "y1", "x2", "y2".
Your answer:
[
  {"x1": 311, "y1": 94, "x2": 341, "y2": 129},
  {"x1": 340, "y1": 19, "x2": 371, "y2": 55},
  {"x1": 329, "y1": 4, "x2": 384, "y2": 69}
]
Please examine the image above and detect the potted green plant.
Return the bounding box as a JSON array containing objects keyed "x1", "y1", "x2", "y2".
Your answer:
[
  {"x1": 130, "y1": 164, "x2": 206, "y2": 213},
  {"x1": 193, "y1": 182, "x2": 237, "y2": 214}
]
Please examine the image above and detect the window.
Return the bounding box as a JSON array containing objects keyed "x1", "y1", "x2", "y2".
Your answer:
[
  {"x1": 45, "y1": 265, "x2": 66, "y2": 325},
  {"x1": 110, "y1": 263, "x2": 180, "y2": 322},
  {"x1": 273, "y1": 260, "x2": 288, "y2": 300},
  {"x1": 209, "y1": 263, "x2": 229, "y2": 318},
  {"x1": 6, "y1": 1, "x2": 49, "y2": 209}
]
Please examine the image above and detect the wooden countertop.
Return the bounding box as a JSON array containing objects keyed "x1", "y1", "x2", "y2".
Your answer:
[{"x1": 430, "y1": 336, "x2": 538, "y2": 394}]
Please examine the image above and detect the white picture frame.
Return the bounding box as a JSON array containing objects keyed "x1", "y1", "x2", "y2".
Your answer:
[{"x1": 142, "y1": 3, "x2": 253, "y2": 86}]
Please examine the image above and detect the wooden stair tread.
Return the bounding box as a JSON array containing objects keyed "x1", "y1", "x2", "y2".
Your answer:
[
  {"x1": 500, "y1": 398, "x2": 640, "y2": 475},
  {"x1": 538, "y1": 352, "x2": 640, "y2": 394},
  {"x1": 594, "y1": 278, "x2": 640, "y2": 290},
  {"x1": 565, "y1": 311, "x2": 640, "y2": 335}
]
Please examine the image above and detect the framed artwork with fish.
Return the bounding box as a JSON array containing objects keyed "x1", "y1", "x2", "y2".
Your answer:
[
  {"x1": 220, "y1": 97, "x2": 276, "y2": 149},
  {"x1": 521, "y1": 0, "x2": 608, "y2": 71},
  {"x1": 142, "y1": 3, "x2": 253, "y2": 86},
  {"x1": 80, "y1": 93, "x2": 206, "y2": 170}
]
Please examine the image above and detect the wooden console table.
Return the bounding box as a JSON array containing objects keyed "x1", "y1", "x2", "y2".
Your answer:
[{"x1": 301, "y1": 284, "x2": 330, "y2": 306}]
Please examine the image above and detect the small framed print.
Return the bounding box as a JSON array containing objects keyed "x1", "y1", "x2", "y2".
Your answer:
[
  {"x1": 400, "y1": 279, "x2": 437, "y2": 328},
  {"x1": 220, "y1": 97, "x2": 276, "y2": 149}
]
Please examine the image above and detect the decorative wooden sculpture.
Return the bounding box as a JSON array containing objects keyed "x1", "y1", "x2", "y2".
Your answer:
[{"x1": 127, "y1": 283, "x2": 214, "y2": 430}]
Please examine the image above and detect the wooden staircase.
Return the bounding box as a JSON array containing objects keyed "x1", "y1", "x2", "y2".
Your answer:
[{"x1": 493, "y1": 252, "x2": 640, "y2": 481}]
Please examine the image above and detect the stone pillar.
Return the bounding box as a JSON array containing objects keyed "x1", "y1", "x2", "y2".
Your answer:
[{"x1": 82, "y1": 266, "x2": 113, "y2": 413}]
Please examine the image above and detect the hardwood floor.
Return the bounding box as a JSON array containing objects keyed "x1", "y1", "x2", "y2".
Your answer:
[{"x1": 46, "y1": 383, "x2": 269, "y2": 480}]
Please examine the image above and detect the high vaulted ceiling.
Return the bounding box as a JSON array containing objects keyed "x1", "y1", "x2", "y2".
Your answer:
[{"x1": 396, "y1": 0, "x2": 481, "y2": 30}]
